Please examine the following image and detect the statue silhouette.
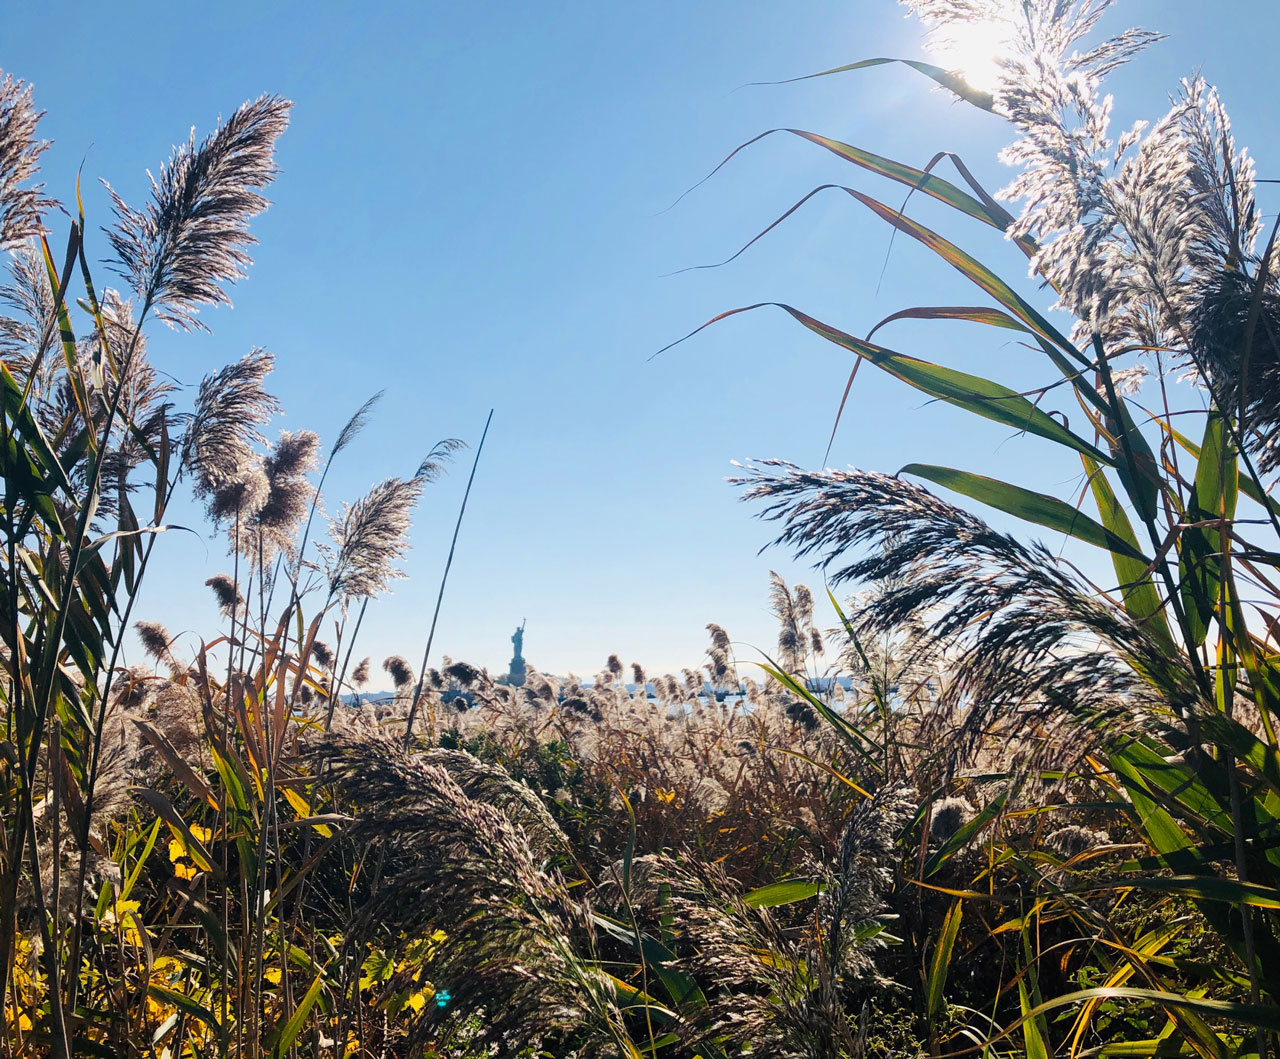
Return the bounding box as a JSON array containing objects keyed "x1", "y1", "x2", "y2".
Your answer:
[{"x1": 506, "y1": 619, "x2": 527, "y2": 687}]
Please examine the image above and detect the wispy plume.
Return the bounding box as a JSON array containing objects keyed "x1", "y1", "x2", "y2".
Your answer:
[
  {"x1": 737, "y1": 461, "x2": 1203, "y2": 760},
  {"x1": 901, "y1": 0, "x2": 1278, "y2": 414},
  {"x1": 0, "y1": 73, "x2": 50, "y2": 249},
  {"x1": 207, "y1": 465, "x2": 269, "y2": 525},
  {"x1": 331, "y1": 390, "x2": 383, "y2": 458},
  {"x1": 383, "y1": 655, "x2": 413, "y2": 689},
  {"x1": 249, "y1": 429, "x2": 319, "y2": 562},
  {"x1": 182, "y1": 348, "x2": 280, "y2": 517},
  {"x1": 104, "y1": 95, "x2": 292, "y2": 330},
  {"x1": 326, "y1": 475, "x2": 424, "y2": 603},
  {"x1": 134, "y1": 620, "x2": 179, "y2": 674},
  {"x1": 0, "y1": 242, "x2": 56, "y2": 367},
  {"x1": 319, "y1": 734, "x2": 629, "y2": 1055},
  {"x1": 205, "y1": 574, "x2": 243, "y2": 618},
  {"x1": 415, "y1": 437, "x2": 466, "y2": 483},
  {"x1": 705, "y1": 623, "x2": 736, "y2": 687},
  {"x1": 657, "y1": 856, "x2": 861, "y2": 1057}
]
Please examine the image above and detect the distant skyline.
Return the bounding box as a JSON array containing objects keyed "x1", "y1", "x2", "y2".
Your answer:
[{"x1": 5, "y1": 1, "x2": 1279, "y2": 675}]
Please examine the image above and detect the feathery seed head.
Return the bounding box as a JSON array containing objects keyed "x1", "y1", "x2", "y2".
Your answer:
[
  {"x1": 383, "y1": 655, "x2": 413, "y2": 688},
  {"x1": 738, "y1": 460, "x2": 1202, "y2": 764},
  {"x1": 415, "y1": 437, "x2": 466, "y2": 482},
  {"x1": 445, "y1": 661, "x2": 482, "y2": 688},
  {"x1": 327, "y1": 475, "x2": 424, "y2": 602},
  {"x1": 0, "y1": 74, "x2": 51, "y2": 249},
  {"x1": 332, "y1": 390, "x2": 383, "y2": 457},
  {"x1": 1045, "y1": 823, "x2": 1109, "y2": 860},
  {"x1": 207, "y1": 463, "x2": 269, "y2": 524},
  {"x1": 104, "y1": 95, "x2": 292, "y2": 330},
  {"x1": 928, "y1": 796, "x2": 975, "y2": 844},
  {"x1": 204, "y1": 574, "x2": 243, "y2": 617},
  {"x1": 135, "y1": 621, "x2": 176, "y2": 669},
  {"x1": 183, "y1": 348, "x2": 279, "y2": 506},
  {"x1": 784, "y1": 701, "x2": 819, "y2": 731},
  {"x1": 0, "y1": 241, "x2": 57, "y2": 367},
  {"x1": 264, "y1": 428, "x2": 319, "y2": 480}
]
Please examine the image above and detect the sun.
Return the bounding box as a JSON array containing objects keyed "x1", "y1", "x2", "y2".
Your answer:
[{"x1": 932, "y1": 19, "x2": 1013, "y2": 96}]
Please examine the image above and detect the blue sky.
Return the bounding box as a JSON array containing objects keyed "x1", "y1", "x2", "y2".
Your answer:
[{"x1": 6, "y1": 1, "x2": 1279, "y2": 676}]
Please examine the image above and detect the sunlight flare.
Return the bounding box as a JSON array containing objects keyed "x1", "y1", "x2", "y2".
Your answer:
[{"x1": 929, "y1": 18, "x2": 1013, "y2": 94}]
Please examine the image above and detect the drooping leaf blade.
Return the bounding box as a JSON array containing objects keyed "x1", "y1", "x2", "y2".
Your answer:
[{"x1": 900, "y1": 463, "x2": 1149, "y2": 561}]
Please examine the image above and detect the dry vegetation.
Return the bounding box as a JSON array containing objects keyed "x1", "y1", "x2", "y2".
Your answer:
[{"x1": 5, "y1": 0, "x2": 1280, "y2": 1055}]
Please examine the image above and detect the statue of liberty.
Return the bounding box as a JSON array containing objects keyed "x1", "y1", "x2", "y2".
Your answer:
[{"x1": 506, "y1": 620, "x2": 527, "y2": 687}]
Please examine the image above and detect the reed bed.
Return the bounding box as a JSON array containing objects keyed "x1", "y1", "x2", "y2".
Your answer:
[{"x1": 4, "y1": 0, "x2": 1280, "y2": 1054}]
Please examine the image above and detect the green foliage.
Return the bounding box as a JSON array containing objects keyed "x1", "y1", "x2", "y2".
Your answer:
[{"x1": 7, "y1": 1, "x2": 1280, "y2": 1056}]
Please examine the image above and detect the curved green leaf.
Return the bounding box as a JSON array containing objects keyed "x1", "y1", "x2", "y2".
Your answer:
[
  {"x1": 1082, "y1": 455, "x2": 1174, "y2": 646},
  {"x1": 927, "y1": 900, "x2": 963, "y2": 1026},
  {"x1": 743, "y1": 878, "x2": 825, "y2": 909},
  {"x1": 1086, "y1": 874, "x2": 1280, "y2": 910},
  {"x1": 748, "y1": 57, "x2": 996, "y2": 111},
  {"x1": 901, "y1": 463, "x2": 1149, "y2": 561},
  {"x1": 768, "y1": 304, "x2": 1110, "y2": 460},
  {"x1": 658, "y1": 305, "x2": 1112, "y2": 463},
  {"x1": 1180, "y1": 412, "x2": 1238, "y2": 647},
  {"x1": 839, "y1": 186, "x2": 1089, "y2": 366},
  {"x1": 270, "y1": 967, "x2": 326, "y2": 1058},
  {"x1": 865, "y1": 304, "x2": 1030, "y2": 342}
]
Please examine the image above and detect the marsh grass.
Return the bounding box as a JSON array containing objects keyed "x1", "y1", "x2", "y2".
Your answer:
[
  {"x1": 664, "y1": 0, "x2": 1280, "y2": 1053},
  {"x1": 7, "y1": 0, "x2": 1280, "y2": 1055}
]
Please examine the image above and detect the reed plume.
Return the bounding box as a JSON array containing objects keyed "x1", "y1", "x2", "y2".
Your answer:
[
  {"x1": 383, "y1": 655, "x2": 413, "y2": 689},
  {"x1": 134, "y1": 620, "x2": 179, "y2": 674},
  {"x1": 659, "y1": 857, "x2": 861, "y2": 1058},
  {"x1": 249, "y1": 428, "x2": 319, "y2": 562},
  {"x1": 319, "y1": 733, "x2": 630, "y2": 1055},
  {"x1": 181, "y1": 348, "x2": 280, "y2": 514},
  {"x1": 904, "y1": 1, "x2": 1280, "y2": 455},
  {"x1": 326, "y1": 475, "x2": 424, "y2": 603},
  {"x1": 331, "y1": 390, "x2": 383, "y2": 458},
  {"x1": 0, "y1": 73, "x2": 50, "y2": 249},
  {"x1": 415, "y1": 437, "x2": 466, "y2": 483},
  {"x1": 737, "y1": 461, "x2": 1203, "y2": 762},
  {"x1": 204, "y1": 574, "x2": 243, "y2": 618},
  {"x1": 0, "y1": 242, "x2": 55, "y2": 367},
  {"x1": 104, "y1": 94, "x2": 291, "y2": 330}
]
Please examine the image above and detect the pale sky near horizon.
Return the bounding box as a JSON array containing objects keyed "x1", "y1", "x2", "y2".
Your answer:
[{"x1": 5, "y1": 1, "x2": 1279, "y2": 677}]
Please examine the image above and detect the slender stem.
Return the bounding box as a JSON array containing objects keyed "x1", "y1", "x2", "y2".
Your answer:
[
  {"x1": 220, "y1": 506, "x2": 243, "y2": 1057},
  {"x1": 13, "y1": 263, "x2": 154, "y2": 1059},
  {"x1": 327, "y1": 599, "x2": 368, "y2": 730},
  {"x1": 67, "y1": 448, "x2": 181, "y2": 1013},
  {"x1": 404, "y1": 409, "x2": 493, "y2": 746}
]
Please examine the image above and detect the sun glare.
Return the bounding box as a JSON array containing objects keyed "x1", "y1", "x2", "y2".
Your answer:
[{"x1": 932, "y1": 19, "x2": 1013, "y2": 95}]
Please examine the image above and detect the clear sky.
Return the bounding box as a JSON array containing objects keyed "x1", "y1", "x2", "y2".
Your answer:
[{"x1": 5, "y1": 1, "x2": 1278, "y2": 676}]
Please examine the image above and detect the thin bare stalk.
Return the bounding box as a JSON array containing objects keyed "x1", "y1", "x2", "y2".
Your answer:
[{"x1": 403, "y1": 409, "x2": 493, "y2": 745}]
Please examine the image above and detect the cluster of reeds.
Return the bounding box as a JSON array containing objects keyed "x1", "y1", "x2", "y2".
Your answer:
[
  {"x1": 8, "y1": 0, "x2": 1280, "y2": 1054},
  {"x1": 0, "y1": 71, "x2": 932, "y2": 1055},
  {"x1": 0, "y1": 80, "x2": 481, "y2": 1056},
  {"x1": 665, "y1": 0, "x2": 1280, "y2": 1052}
]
